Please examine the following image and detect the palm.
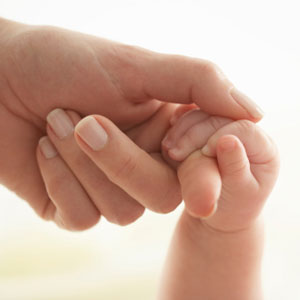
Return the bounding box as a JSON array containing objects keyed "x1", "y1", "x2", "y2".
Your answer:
[{"x1": 0, "y1": 25, "x2": 163, "y2": 216}]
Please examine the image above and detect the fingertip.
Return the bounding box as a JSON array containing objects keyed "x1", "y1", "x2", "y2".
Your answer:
[
  {"x1": 168, "y1": 147, "x2": 185, "y2": 161},
  {"x1": 184, "y1": 187, "x2": 219, "y2": 219},
  {"x1": 216, "y1": 135, "x2": 250, "y2": 179},
  {"x1": 54, "y1": 209, "x2": 101, "y2": 232},
  {"x1": 38, "y1": 136, "x2": 58, "y2": 160},
  {"x1": 217, "y1": 134, "x2": 239, "y2": 153}
]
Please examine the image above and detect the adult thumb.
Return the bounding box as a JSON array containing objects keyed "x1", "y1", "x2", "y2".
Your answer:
[
  {"x1": 135, "y1": 50, "x2": 264, "y2": 121},
  {"x1": 74, "y1": 115, "x2": 181, "y2": 214}
]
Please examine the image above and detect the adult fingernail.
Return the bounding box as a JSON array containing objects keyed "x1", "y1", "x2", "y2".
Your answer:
[
  {"x1": 75, "y1": 116, "x2": 108, "y2": 151},
  {"x1": 39, "y1": 136, "x2": 58, "y2": 159},
  {"x1": 47, "y1": 108, "x2": 74, "y2": 139},
  {"x1": 230, "y1": 87, "x2": 265, "y2": 119},
  {"x1": 162, "y1": 136, "x2": 174, "y2": 149}
]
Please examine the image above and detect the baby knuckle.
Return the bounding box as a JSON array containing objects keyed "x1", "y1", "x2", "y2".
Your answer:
[
  {"x1": 209, "y1": 116, "x2": 229, "y2": 131},
  {"x1": 184, "y1": 128, "x2": 197, "y2": 145},
  {"x1": 226, "y1": 158, "x2": 248, "y2": 175},
  {"x1": 236, "y1": 119, "x2": 256, "y2": 134}
]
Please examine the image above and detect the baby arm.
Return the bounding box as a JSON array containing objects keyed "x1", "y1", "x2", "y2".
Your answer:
[{"x1": 158, "y1": 109, "x2": 280, "y2": 300}]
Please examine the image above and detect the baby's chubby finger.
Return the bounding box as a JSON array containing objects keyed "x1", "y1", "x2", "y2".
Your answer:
[
  {"x1": 214, "y1": 135, "x2": 252, "y2": 185},
  {"x1": 201, "y1": 120, "x2": 279, "y2": 190},
  {"x1": 177, "y1": 150, "x2": 222, "y2": 218}
]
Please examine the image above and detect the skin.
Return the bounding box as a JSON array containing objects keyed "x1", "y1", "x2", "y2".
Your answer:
[
  {"x1": 0, "y1": 17, "x2": 262, "y2": 230},
  {"x1": 39, "y1": 107, "x2": 279, "y2": 298},
  {"x1": 158, "y1": 109, "x2": 280, "y2": 300}
]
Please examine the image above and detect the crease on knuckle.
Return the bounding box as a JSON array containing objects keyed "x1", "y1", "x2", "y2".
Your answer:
[
  {"x1": 226, "y1": 158, "x2": 249, "y2": 176},
  {"x1": 211, "y1": 116, "x2": 233, "y2": 131},
  {"x1": 110, "y1": 154, "x2": 138, "y2": 183},
  {"x1": 236, "y1": 119, "x2": 256, "y2": 134},
  {"x1": 181, "y1": 127, "x2": 197, "y2": 148},
  {"x1": 200, "y1": 60, "x2": 220, "y2": 77},
  {"x1": 46, "y1": 175, "x2": 68, "y2": 200}
]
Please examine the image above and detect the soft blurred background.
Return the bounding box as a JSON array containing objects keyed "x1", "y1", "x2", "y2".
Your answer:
[{"x1": 0, "y1": 0, "x2": 299, "y2": 299}]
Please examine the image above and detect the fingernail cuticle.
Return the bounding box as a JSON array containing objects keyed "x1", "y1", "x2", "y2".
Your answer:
[
  {"x1": 47, "y1": 108, "x2": 74, "y2": 139},
  {"x1": 75, "y1": 116, "x2": 108, "y2": 151},
  {"x1": 39, "y1": 136, "x2": 58, "y2": 159}
]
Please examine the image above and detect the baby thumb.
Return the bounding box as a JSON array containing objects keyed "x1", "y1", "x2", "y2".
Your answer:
[{"x1": 215, "y1": 135, "x2": 251, "y2": 184}]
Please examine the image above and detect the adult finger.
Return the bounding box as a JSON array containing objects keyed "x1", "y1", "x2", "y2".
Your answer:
[
  {"x1": 37, "y1": 136, "x2": 100, "y2": 231},
  {"x1": 132, "y1": 49, "x2": 264, "y2": 121},
  {"x1": 74, "y1": 115, "x2": 182, "y2": 214},
  {"x1": 46, "y1": 109, "x2": 145, "y2": 226}
]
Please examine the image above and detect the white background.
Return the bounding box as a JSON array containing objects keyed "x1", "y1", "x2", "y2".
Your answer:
[{"x1": 0, "y1": 0, "x2": 300, "y2": 299}]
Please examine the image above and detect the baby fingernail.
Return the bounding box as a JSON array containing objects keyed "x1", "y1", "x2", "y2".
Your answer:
[
  {"x1": 39, "y1": 136, "x2": 57, "y2": 159},
  {"x1": 220, "y1": 138, "x2": 236, "y2": 152},
  {"x1": 201, "y1": 145, "x2": 211, "y2": 156},
  {"x1": 162, "y1": 136, "x2": 174, "y2": 149},
  {"x1": 168, "y1": 147, "x2": 181, "y2": 159},
  {"x1": 230, "y1": 87, "x2": 265, "y2": 120},
  {"x1": 47, "y1": 108, "x2": 74, "y2": 139},
  {"x1": 75, "y1": 116, "x2": 108, "y2": 151}
]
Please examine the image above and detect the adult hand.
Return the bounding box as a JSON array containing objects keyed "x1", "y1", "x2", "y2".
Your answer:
[{"x1": 0, "y1": 17, "x2": 263, "y2": 230}]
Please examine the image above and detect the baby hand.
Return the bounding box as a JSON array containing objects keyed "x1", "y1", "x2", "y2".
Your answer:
[{"x1": 162, "y1": 109, "x2": 280, "y2": 232}]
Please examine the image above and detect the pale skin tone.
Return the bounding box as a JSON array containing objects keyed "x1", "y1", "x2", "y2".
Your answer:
[
  {"x1": 0, "y1": 17, "x2": 263, "y2": 230},
  {"x1": 158, "y1": 108, "x2": 279, "y2": 299},
  {"x1": 0, "y1": 16, "x2": 278, "y2": 300},
  {"x1": 39, "y1": 107, "x2": 279, "y2": 299}
]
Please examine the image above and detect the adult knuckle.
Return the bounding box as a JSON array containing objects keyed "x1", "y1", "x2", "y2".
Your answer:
[
  {"x1": 63, "y1": 212, "x2": 100, "y2": 232},
  {"x1": 200, "y1": 60, "x2": 220, "y2": 77},
  {"x1": 47, "y1": 176, "x2": 68, "y2": 200},
  {"x1": 70, "y1": 216, "x2": 99, "y2": 231},
  {"x1": 155, "y1": 186, "x2": 182, "y2": 214},
  {"x1": 114, "y1": 207, "x2": 145, "y2": 226},
  {"x1": 110, "y1": 154, "x2": 138, "y2": 183}
]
